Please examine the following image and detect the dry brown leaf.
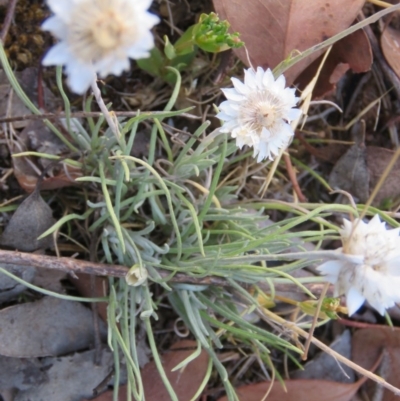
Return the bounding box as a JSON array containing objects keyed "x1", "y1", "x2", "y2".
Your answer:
[
  {"x1": 0, "y1": 188, "x2": 55, "y2": 251},
  {"x1": 70, "y1": 274, "x2": 109, "y2": 322},
  {"x1": 381, "y1": 26, "x2": 400, "y2": 78},
  {"x1": 217, "y1": 378, "x2": 366, "y2": 401},
  {"x1": 292, "y1": 330, "x2": 354, "y2": 383},
  {"x1": 15, "y1": 348, "x2": 114, "y2": 401},
  {"x1": 0, "y1": 67, "x2": 59, "y2": 130},
  {"x1": 327, "y1": 145, "x2": 400, "y2": 205},
  {"x1": 302, "y1": 139, "x2": 400, "y2": 205},
  {"x1": 352, "y1": 327, "x2": 400, "y2": 401},
  {"x1": 212, "y1": 0, "x2": 365, "y2": 83},
  {"x1": 85, "y1": 340, "x2": 209, "y2": 401},
  {"x1": 0, "y1": 264, "x2": 36, "y2": 303},
  {"x1": 366, "y1": 146, "x2": 400, "y2": 205},
  {"x1": 0, "y1": 297, "x2": 106, "y2": 357},
  {"x1": 10, "y1": 120, "x2": 82, "y2": 193},
  {"x1": 329, "y1": 141, "x2": 369, "y2": 203},
  {"x1": 295, "y1": 29, "x2": 372, "y2": 97}
]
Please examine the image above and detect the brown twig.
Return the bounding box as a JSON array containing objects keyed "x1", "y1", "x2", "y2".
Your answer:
[
  {"x1": 0, "y1": 249, "x2": 330, "y2": 297},
  {"x1": 283, "y1": 153, "x2": 307, "y2": 202},
  {"x1": 0, "y1": 0, "x2": 18, "y2": 43},
  {"x1": 261, "y1": 307, "x2": 400, "y2": 395},
  {"x1": 0, "y1": 110, "x2": 200, "y2": 124},
  {"x1": 0, "y1": 249, "x2": 129, "y2": 277},
  {"x1": 0, "y1": 249, "x2": 237, "y2": 287},
  {"x1": 301, "y1": 282, "x2": 329, "y2": 360}
]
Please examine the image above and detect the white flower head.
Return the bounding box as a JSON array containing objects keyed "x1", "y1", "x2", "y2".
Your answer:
[
  {"x1": 318, "y1": 215, "x2": 400, "y2": 316},
  {"x1": 42, "y1": 0, "x2": 159, "y2": 94},
  {"x1": 217, "y1": 67, "x2": 301, "y2": 162}
]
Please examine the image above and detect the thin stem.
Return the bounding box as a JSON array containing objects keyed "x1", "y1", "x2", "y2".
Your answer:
[
  {"x1": 301, "y1": 282, "x2": 329, "y2": 360},
  {"x1": 0, "y1": 0, "x2": 17, "y2": 42},
  {"x1": 260, "y1": 307, "x2": 400, "y2": 395},
  {"x1": 91, "y1": 76, "x2": 119, "y2": 139}
]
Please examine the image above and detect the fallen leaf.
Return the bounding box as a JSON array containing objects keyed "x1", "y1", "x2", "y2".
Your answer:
[
  {"x1": 11, "y1": 120, "x2": 82, "y2": 192},
  {"x1": 14, "y1": 348, "x2": 114, "y2": 401},
  {"x1": 0, "y1": 264, "x2": 36, "y2": 303},
  {"x1": 381, "y1": 26, "x2": 400, "y2": 78},
  {"x1": 329, "y1": 142, "x2": 369, "y2": 202},
  {"x1": 70, "y1": 274, "x2": 109, "y2": 322},
  {"x1": 0, "y1": 297, "x2": 107, "y2": 357},
  {"x1": 86, "y1": 340, "x2": 209, "y2": 401},
  {"x1": 217, "y1": 378, "x2": 366, "y2": 401},
  {"x1": 366, "y1": 146, "x2": 400, "y2": 206},
  {"x1": 295, "y1": 29, "x2": 372, "y2": 97},
  {"x1": 143, "y1": 339, "x2": 209, "y2": 400},
  {"x1": 212, "y1": 0, "x2": 365, "y2": 83},
  {"x1": 0, "y1": 70, "x2": 31, "y2": 129},
  {"x1": 303, "y1": 139, "x2": 400, "y2": 205},
  {"x1": 32, "y1": 267, "x2": 67, "y2": 294},
  {"x1": 352, "y1": 326, "x2": 400, "y2": 401},
  {"x1": 0, "y1": 355, "x2": 47, "y2": 392},
  {"x1": 292, "y1": 330, "x2": 354, "y2": 383},
  {"x1": 0, "y1": 187, "x2": 55, "y2": 251},
  {"x1": 0, "y1": 67, "x2": 60, "y2": 130}
]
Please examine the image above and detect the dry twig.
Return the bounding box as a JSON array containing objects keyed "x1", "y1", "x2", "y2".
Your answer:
[{"x1": 0, "y1": 0, "x2": 18, "y2": 42}]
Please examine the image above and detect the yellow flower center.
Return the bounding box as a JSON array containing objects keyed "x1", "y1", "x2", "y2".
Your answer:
[
  {"x1": 239, "y1": 90, "x2": 284, "y2": 135},
  {"x1": 68, "y1": 1, "x2": 137, "y2": 63},
  {"x1": 92, "y1": 11, "x2": 124, "y2": 50},
  {"x1": 254, "y1": 103, "x2": 278, "y2": 129}
]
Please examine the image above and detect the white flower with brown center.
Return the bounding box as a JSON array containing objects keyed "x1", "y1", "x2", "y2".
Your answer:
[
  {"x1": 318, "y1": 215, "x2": 400, "y2": 316},
  {"x1": 217, "y1": 67, "x2": 301, "y2": 162},
  {"x1": 42, "y1": 0, "x2": 159, "y2": 94}
]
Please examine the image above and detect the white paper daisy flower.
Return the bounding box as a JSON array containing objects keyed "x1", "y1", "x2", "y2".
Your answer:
[
  {"x1": 318, "y1": 215, "x2": 400, "y2": 316},
  {"x1": 41, "y1": 0, "x2": 159, "y2": 94},
  {"x1": 216, "y1": 67, "x2": 301, "y2": 162}
]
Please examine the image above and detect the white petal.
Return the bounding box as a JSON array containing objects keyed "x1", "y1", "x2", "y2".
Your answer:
[
  {"x1": 216, "y1": 111, "x2": 233, "y2": 121},
  {"x1": 341, "y1": 218, "x2": 353, "y2": 233},
  {"x1": 318, "y1": 260, "x2": 342, "y2": 277},
  {"x1": 221, "y1": 88, "x2": 245, "y2": 102},
  {"x1": 244, "y1": 68, "x2": 257, "y2": 88},
  {"x1": 286, "y1": 108, "x2": 302, "y2": 121},
  {"x1": 262, "y1": 68, "x2": 275, "y2": 87},
  {"x1": 235, "y1": 136, "x2": 246, "y2": 148},
  {"x1": 219, "y1": 102, "x2": 239, "y2": 117},
  {"x1": 136, "y1": 0, "x2": 155, "y2": 10},
  {"x1": 42, "y1": 42, "x2": 71, "y2": 66},
  {"x1": 256, "y1": 141, "x2": 269, "y2": 162},
  {"x1": 219, "y1": 119, "x2": 239, "y2": 132},
  {"x1": 367, "y1": 298, "x2": 388, "y2": 316},
  {"x1": 96, "y1": 56, "x2": 130, "y2": 77},
  {"x1": 277, "y1": 122, "x2": 294, "y2": 141},
  {"x1": 67, "y1": 63, "x2": 96, "y2": 94},
  {"x1": 275, "y1": 74, "x2": 286, "y2": 90},
  {"x1": 255, "y1": 67, "x2": 264, "y2": 87},
  {"x1": 369, "y1": 214, "x2": 382, "y2": 227},
  {"x1": 346, "y1": 287, "x2": 365, "y2": 316},
  {"x1": 260, "y1": 127, "x2": 271, "y2": 141},
  {"x1": 231, "y1": 77, "x2": 250, "y2": 95},
  {"x1": 141, "y1": 12, "x2": 160, "y2": 27},
  {"x1": 126, "y1": 32, "x2": 156, "y2": 58},
  {"x1": 46, "y1": 0, "x2": 71, "y2": 16},
  {"x1": 41, "y1": 16, "x2": 68, "y2": 39}
]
